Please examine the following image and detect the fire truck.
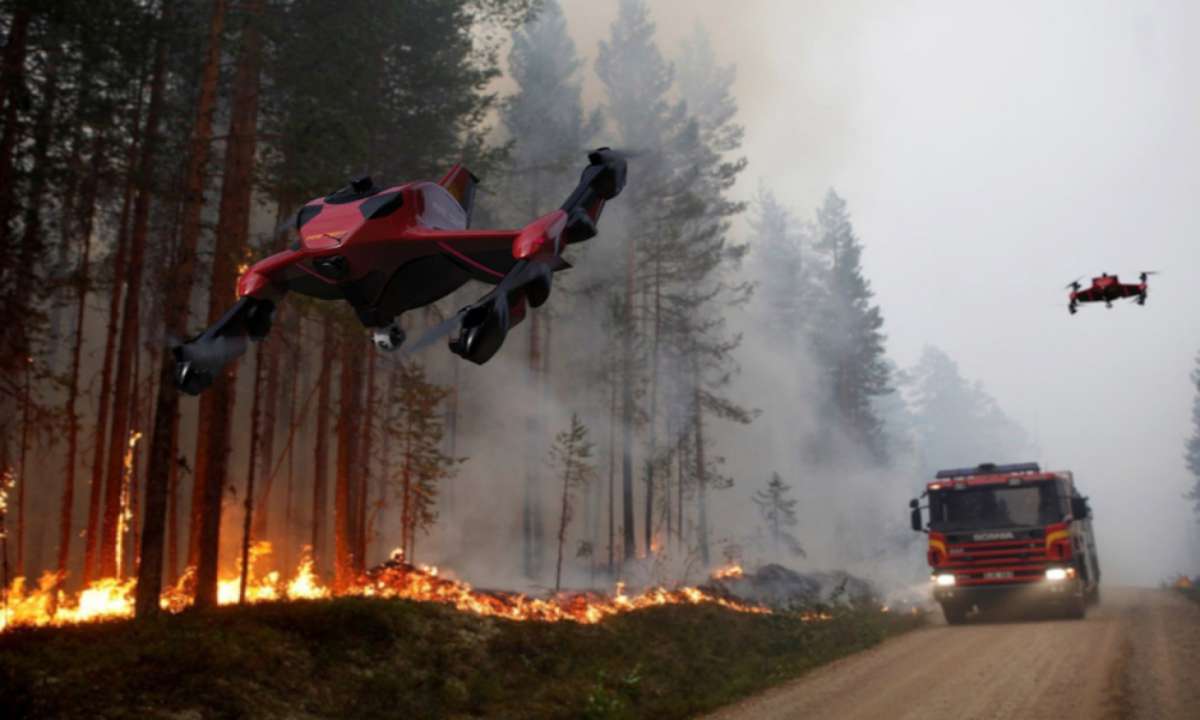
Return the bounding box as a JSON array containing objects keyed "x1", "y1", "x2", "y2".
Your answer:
[{"x1": 909, "y1": 462, "x2": 1101, "y2": 624}]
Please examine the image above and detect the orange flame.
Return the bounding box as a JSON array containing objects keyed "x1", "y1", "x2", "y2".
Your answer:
[
  {"x1": 711, "y1": 563, "x2": 744, "y2": 581},
  {"x1": 114, "y1": 431, "x2": 142, "y2": 579},
  {"x1": 1, "y1": 543, "x2": 781, "y2": 633}
]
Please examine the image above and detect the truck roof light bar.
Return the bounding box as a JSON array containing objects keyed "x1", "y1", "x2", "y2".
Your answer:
[{"x1": 934, "y1": 462, "x2": 1041, "y2": 480}]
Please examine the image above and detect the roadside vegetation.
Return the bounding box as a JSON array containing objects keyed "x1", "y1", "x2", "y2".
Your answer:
[{"x1": 0, "y1": 598, "x2": 922, "y2": 719}]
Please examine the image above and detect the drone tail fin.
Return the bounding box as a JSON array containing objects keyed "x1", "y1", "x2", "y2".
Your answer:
[{"x1": 438, "y1": 164, "x2": 479, "y2": 228}]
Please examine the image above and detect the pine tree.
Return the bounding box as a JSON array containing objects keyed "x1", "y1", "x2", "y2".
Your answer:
[
  {"x1": 596, "y1": 0, "x2": 684, "y2": 561},
  {"x1": 387, "y1": 361, "x2": 458, "y2": 562},
  {"x1": 752, "y1": 472, "x2": 804, "y2": 561},
  {"x1": 808, "y1": 190, "x2": 891, "y2": 461},
  {"x1": 502, "y1": 0, "x2": 597, "y2": 580},
  {"x1": 137, "y1": 0, "x2": 227, "y2": 618},
  {"x1": 191, "y1": 0, "x2": 265, "y2": 610},
  {"x1": 908, "y1": 345, "x2": 1031, "y2": 475},
  {"x1": 1185, "y1": 352, "x2": 1200, "y2": 518},
  {"x1": 549, "y1": 413, "x2": 596, "y2": 592}
]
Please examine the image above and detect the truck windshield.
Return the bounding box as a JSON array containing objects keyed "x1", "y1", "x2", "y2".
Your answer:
[{"x1": 928, "y1": 482, "x2": 1061, "y2": 531}]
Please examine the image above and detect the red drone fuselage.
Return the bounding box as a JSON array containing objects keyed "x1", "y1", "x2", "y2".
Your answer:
[
  {"x1": 172, "y1": 149, "x2": 625, "y2": 395},
  {"x1": 1068, "y1": 273, "x2": 1148, "y2": 314},
  {"x1": 239, "y1": 171, "x2": 574, "y2": 329}
]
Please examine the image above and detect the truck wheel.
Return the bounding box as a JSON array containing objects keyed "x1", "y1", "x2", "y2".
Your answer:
[
  {"x1": 942, "y1": 602, "x2": 968, "y2": 625},
  {"x1": 1063, "y1": 593, "x2": 1086, "y2": 620}
]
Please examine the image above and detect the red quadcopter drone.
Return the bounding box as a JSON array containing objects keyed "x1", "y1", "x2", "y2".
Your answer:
[
  {"x1": 1066, "y1": 272, "x2": 1156, "y2": 315},
  {"x1": 174, "y1": 148, "x2": 627, "y2": 395}
]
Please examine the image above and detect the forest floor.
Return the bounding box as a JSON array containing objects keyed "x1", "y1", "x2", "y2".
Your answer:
[{"x1": 0, "y1": 596, "x2": 921, "y2": 720}]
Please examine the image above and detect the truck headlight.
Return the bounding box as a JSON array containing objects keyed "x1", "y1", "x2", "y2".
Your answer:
[
  {"x1": 934, "y1": 574, "x2": 956, "y2": 587},
  {"x1": 1045, "y1": 568, "x2": 1068, "y2": 581}
]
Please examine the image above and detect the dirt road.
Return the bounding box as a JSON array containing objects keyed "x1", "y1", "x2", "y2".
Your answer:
[{"x1": 706, "y1": 587, "x2": 1200, "y2": 720}]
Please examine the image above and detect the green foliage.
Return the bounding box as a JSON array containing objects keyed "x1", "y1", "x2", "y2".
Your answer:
[
  {"x1": 0, "y1": 598, "x2": 924, "y2": 719},
  {"x1": 807, "y1": 190, "x2": 892, "y2": 462},
  {"x1": 384, "y1": 361, "x2": 460, "y2": 556},
  {"x1": 753, "y1": 472, "x2": 804, "y2": 559},
  {"x1": 906, "y1": 345, "x2": 1032, "y2": 476}
]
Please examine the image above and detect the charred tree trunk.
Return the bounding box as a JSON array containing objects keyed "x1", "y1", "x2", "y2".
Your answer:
[
  {"x1": 100, "y1": 8, "x2": 171, "y2": 578},
  {"x1": 311, "y1": 316, "x2": 334, "y2": 574},
  {"x1": 250, "y1": 200, "x2": 290, "y2": 543},
  {"x1": 522, "y1": 312, "x2": 542, "y2": 578},
  {"x1": 193, "y1": 0, "x2": 264, "y2": 610},
  {"x1": 57, "y1": 134, "x2": 104, "y2": 578},
  {"x1": 281, "y1": 317, "x2": 302, "y2": 572},
  {"x1": 15, "y1": 360, "x2": 30, "y2": 577},
  {"x1": 356, "y1": 345, "x2": 376, "y2": 568},
  {"x1": 373, "y1": 364, "x2": 396, "y2": 560},
  {"x1": 136, "y1": 0, "x2": 227, "y2": 616},
  {"x1": 238, "y1": 343, "x2": 265, "y2": 603},
  {"x1": 693, "y1": 379, "x2": 710, "y2": 567},
  {"x1": 334, "y1": 327, "x2": 364, "y2": 589},
  {"x1": 84, "y1": 42, "x2": 153, "y2": 582},
  {"x1": 644, "y1": 255, "x2": 663, "y2": 555},
  {"x1": 621, "y1": 233, "x2": 637, "y2": 561},
  {"x1": 607, "y1": 372, "x2": 617, "y2": 574},
  {"x1": 12, "y1": 42, "x2": 61, "y2": 367}
]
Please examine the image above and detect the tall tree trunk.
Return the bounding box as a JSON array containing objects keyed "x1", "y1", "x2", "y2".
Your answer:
[
  {"x1": 83, "y1": 154, "x2": 135, "y2": 583},
  {"x1": 239, "y1": 343, "x2": 265, "y2": 603},
  {"x1": 676, "y1": 428, "x2": 685, "y2": 547},
  {"x1": 0, "y1": 3, "x2": 32, "y2": 252},
  {"x1": 334, "y1": 326, "x2": 364, "y2": 589},
  {"x1": 99, "y1": 1, "x2": 173, "y2": 579},
  {"x1": 250, "y1": 199, "x2": 289, "y2": 543},
  {"x1": 193, "y1": 0, "x2": 264, "y2": 610},
  {"x1": 281, "y1": 316, "x2": 302, "y2": 572},
  {"x1": 11, "y1": 43, "x2": 62, "y2": 360},
  {"x1": 373, "y1": 364, "x2": 396, "y2": 560},
  {"x1": 85, "y1": 43, "x2": 152, "y2": 582},
  {"x1": 165, "y1": 411, "x2": 181, "y2": 585},
  {"x1": 644, "y1": 255, "x2": 662, "y2": 554},
  {"x1": 356, "y1": 345, "x2": 376, "y2": 568},
  {"x1": 311, "y1": 315, "x2": 334, "y2": 574},
  {"x1": 522, "y1": 312, "x2": 542, "y2": 578},
  {"x1": 57, "y1": 134, "x2": 104, "y2": 579},
  {"x1": 621, "y1": 233, "x2": 637, "y2": 560},
  {"x1": 607, "y1": 372, "x2": 616, "y2": 574},
  {"x1": 555, "y1": 460, "x2": 571, "y2": 594},
  {"x1": 693, "y1": 380, "x2": 710, "y2": 567},
  {"x1": 15, "y1": 359, "x2": 30, "y2": 577},
  {"x1": 137, "y1": 0, "x2": 231, "y2": 592}
]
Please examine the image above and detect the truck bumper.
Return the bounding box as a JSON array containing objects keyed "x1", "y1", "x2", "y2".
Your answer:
[{"x1": 935, "y1": 579, "x2": 1082, "y2": 608}]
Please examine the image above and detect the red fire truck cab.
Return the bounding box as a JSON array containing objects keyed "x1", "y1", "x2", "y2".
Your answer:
[{"x1": 909, "y1": 462, "x2": 1100, "y2": 624}]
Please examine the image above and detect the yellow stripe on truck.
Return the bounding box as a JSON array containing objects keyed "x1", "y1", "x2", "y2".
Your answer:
[{"x1": 1045, "y1": 529, "x2": 1069, "y2": 550}]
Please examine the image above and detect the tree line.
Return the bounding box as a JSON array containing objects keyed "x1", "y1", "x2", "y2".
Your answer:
[{"x1": 0, "y1": 0, "x2": 1039, "y2": 613}]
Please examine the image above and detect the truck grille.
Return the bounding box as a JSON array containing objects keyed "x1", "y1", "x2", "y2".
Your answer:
[{"x1": 940, "y1": 535, "x2": 1049, "y2": 585}]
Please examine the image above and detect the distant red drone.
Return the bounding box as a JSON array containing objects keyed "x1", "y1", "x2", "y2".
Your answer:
[
  {"x1": 174, "y1": 148, "x2": 627, "y2": 395},
  {"x1": 1066, "y1": 272, "x2": 1155, "y2": 315}
]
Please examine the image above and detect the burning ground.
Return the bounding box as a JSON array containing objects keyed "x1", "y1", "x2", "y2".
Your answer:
[{"x1": 0, "y1": 590, "x2": 920, "y2": 720}]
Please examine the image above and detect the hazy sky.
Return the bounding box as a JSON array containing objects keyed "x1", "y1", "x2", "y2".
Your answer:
[{"x1": 560, "y1": 0, "x2": 1200, "y2": 584}]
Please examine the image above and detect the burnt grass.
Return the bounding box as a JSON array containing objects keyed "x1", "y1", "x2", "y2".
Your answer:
[{"x1": 0, "y1": 598, "x2": 923, "y2": 720}]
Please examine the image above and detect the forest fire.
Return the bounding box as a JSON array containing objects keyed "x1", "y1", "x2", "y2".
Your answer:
[
  {"x1": 1, "y1": 544, "x2": 769, "y2": 632},
  {"x1": 712, "y1": 563, "x2": 745, "y2": 581}
]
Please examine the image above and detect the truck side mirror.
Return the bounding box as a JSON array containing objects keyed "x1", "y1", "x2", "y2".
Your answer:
[
  {"x1": 909, "y1": 498, "x2": 922, "y2": 532},
  {"x1": 1070, "y1": 497, "x2": 1090, "y2": 519}
]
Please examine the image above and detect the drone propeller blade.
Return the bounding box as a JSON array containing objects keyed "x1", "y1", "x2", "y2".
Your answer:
[
  {"x1": 398, "y1": 310, "x2": 467, "y2": 357},
  {"x1": 1064, "y1": 277, "x2": 1083, "y2": 290},
  {"x1": 591, "y1": 146, "x2": 646, "y2": 161}
]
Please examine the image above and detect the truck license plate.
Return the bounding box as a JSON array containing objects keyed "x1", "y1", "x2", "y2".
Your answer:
[{"x1": 983, "y1": 571, "x2": 1014, "y2": 579}]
